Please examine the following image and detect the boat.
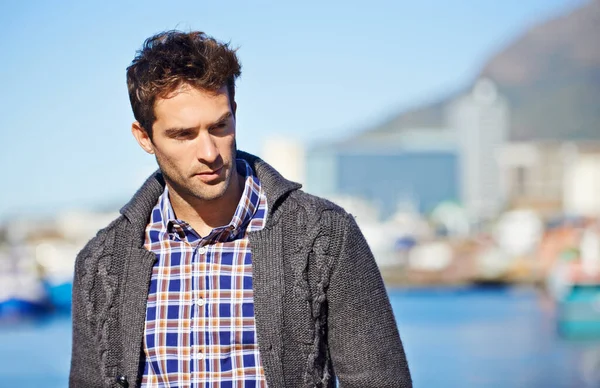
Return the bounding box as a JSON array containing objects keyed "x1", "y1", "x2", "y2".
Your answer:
[
  {"x1": 0, "y1": 256, "x2": 48, "y2": 318},
  {"x1": 549, "y1": 227, "x2": 600, "y2": 339}
]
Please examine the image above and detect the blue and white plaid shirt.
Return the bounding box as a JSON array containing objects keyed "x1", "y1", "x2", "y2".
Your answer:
[{"x1": 141, "y1": 159, "x2": 268, "y2": 387}]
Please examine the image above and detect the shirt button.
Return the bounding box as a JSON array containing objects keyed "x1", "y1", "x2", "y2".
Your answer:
[
  {"x1": 198, "y1": 246, "x2": 207, "y2": 254},
  {"x1": 196, "y1": 352, "x2": 205, "y2": 360},
  {"x1": 196, "y1": 298, "x2": 205, "y2": 307}
]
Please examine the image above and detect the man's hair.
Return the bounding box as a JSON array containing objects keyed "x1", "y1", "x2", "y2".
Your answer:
[{"x1": 126, "y1": 30, "x2": 242, "y2": 137}]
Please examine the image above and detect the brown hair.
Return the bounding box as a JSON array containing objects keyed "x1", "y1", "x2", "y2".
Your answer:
[{"x1": 126, "y1": 30, "x2": 241, "y2": 137}]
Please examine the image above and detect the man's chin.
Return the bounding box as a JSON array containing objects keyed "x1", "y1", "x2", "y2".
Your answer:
[{"x1": 187, "y1": 182, "x2": 229, "y2": 202}]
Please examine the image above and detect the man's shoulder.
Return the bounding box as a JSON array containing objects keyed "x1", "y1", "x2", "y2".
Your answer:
[
  {"x1": 282, "y1": 190, "x2": 368, "y2": 269},
  {"x1": 287, "y1": 189, "x2": 351, "y2": 221},
  {"x1": 73, "y1": 214, "x2": 127, "y2": 273},
  {"x1": 283, "y1": 190, "x2": 359, "y2": 250}
]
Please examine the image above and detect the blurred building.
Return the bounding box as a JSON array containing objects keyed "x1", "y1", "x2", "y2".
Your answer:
[
  {"x1": 261, "y1": 137, "x2": 306, "y2": 184},
  {"x1": 305, "y1": 128, "x2": 458, "y2": 216},
  {"x1": 446, "y1": 78, "x2": 510, "y2": 221},
  {"x1": 305, "y1": 78, "x2": 510, "y2": 221},
  {"x1": 563, "y1": 148, "x2": 600, "y2": 217},
  {"x1": 304, "y1": 77, "x2": 600, "y2": 224},
  {"x1": 498, "y1": 141, "x2": 600, "y2": 217}
]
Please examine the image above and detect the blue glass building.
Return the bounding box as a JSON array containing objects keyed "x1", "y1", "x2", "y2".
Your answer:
[{"x1": 306, "y1": 128, "x2": 459, "y2": 217}]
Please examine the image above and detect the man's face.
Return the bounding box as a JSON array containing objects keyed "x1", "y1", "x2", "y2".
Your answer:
[{"x1": 135, "y1": 84, "x2": 237, "y2": 203}]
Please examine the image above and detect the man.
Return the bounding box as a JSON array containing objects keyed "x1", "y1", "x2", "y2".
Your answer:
[{"x1": 70, "y1": 30, "x2": 411, "y2": 388}]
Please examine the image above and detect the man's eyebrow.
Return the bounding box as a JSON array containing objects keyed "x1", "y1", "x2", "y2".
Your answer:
[
  {"x1": 163, "y1": 112, "x2": 233, "y2": 135},
  {"x1": 164, "y1": 127, "x2": 194, "y2": 136},
  {"x1": 212, "y1": 111, "x2": 233, "y2": 125}
]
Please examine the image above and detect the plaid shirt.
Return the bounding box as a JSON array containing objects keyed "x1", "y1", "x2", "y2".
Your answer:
[{"x1": 141, "y1": 159, "x2": 268, "y2": 387}]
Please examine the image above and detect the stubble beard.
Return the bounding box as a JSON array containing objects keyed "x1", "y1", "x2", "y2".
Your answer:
[
  {"x1": 163, "y1": 163, "x2": 233, "y2": 204},
  {"x1": 156, "y1": 147, "x2": 238, "y2": 204}
]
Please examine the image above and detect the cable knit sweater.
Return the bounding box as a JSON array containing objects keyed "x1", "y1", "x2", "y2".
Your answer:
[{"x1": 69, "y1": 151, "x2": 412, "y2": 388}]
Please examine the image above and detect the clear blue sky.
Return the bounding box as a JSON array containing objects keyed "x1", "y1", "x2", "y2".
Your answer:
[{"x1": 0, "y1": 0, "x2": 587, "y2": 220}]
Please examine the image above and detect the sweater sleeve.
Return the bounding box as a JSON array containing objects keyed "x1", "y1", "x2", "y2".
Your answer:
[
  {"x1": 327, "y1": 214, "x2": 412, "y2": 388},
  {"x1": 69, "y1": 237, "x2": 106, "y2": 388}
]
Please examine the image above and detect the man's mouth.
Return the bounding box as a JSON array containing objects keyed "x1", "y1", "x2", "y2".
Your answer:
[{"x1": 194, "y1": 166, "x2": 224, "y2": 182}]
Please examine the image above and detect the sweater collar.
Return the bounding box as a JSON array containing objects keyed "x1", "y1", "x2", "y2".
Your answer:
[{"x1": 120, "y1": 150, "x2": 302, "y2": 237}]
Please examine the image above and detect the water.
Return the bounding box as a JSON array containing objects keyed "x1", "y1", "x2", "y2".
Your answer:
[
  {"x1": 0, "y1": 314, "x2": 72, "y2": 387},
  {"x1": 0, "y1": 286, "x2": 598, "y2": 387},
  {"x1": 390, "y1": 286, "x2": 600, "y2": 387}
]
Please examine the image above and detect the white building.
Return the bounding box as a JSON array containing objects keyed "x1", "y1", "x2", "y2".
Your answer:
[
  {"x1": 446, "y1": 78, "x2": 510, "y2": 221},
  {"x1": 497, "y1": 141, "x2": 600, "y2": 217},
  {"x1": 261, "y1": 137, "x2": 306, "y2": 184},
  {"x1": 564, "y1": 152, "x2": 600, "y2": 217}
]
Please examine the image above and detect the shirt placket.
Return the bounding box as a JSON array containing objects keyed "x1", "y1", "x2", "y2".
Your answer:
[
  {"x1": 192, "y1": 239, "x2": 209, "y2": 387},
  {"x1": 170, "y1": 222, "x2": 193, "y2": 387}
]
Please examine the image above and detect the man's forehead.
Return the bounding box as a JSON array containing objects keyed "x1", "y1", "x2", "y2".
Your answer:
[
  {"x1": 153, "y1": 87, "x2": 232, "y2": 128},
  {"x1": 155, "y1": 86, "x2": 229, "y2": 111},
  {"x1": 159, "y1": 83, "x2": 229, "y2": 102}
]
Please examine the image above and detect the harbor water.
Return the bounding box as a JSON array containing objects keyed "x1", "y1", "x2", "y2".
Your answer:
[{"x1": 0, "y1": 286, "x2": 599, "y2": 387}]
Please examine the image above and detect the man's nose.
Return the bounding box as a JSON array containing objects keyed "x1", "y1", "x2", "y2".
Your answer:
[{"x1": 195, "y1": 131, "x2": 219, "y2": 165}]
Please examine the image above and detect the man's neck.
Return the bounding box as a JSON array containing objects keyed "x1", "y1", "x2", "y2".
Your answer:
[{"x1": 167, "y1": 173, "x2": 245, "y2": 237}]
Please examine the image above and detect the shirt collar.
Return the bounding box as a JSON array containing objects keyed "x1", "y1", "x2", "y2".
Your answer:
[
  {"x1": 158, "y1": 158, "x2": 262, "y2": 242},
  {"x1": 227, "y1": 159, "x2": 262, "y2": 238}
]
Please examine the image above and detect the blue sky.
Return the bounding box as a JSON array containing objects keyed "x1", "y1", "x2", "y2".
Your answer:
[{"x1": 0, "y1": 0, "x2": 587, "y2": 220}]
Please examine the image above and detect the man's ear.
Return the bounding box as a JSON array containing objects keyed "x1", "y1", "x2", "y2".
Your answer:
[{"x1": 131, "y1": 121, "x2": 155, "y2": 154}]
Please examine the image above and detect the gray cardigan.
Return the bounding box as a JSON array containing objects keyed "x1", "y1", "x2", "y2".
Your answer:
[{"x1": 69, "y1": 151, "x2": 412, "y2": 388}]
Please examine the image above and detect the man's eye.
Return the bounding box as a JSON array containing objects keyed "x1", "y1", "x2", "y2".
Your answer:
[
  {"x1": 210, "y1": 123, "x2": 228, "y2": 133},
  {"x1": 175, "y1": 131, "x2": 192, "y2": 139}
]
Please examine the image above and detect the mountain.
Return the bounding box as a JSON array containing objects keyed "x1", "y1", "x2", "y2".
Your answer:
[{"x1": 365, "y1": 0, "x2": 600, "y2": 141}]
